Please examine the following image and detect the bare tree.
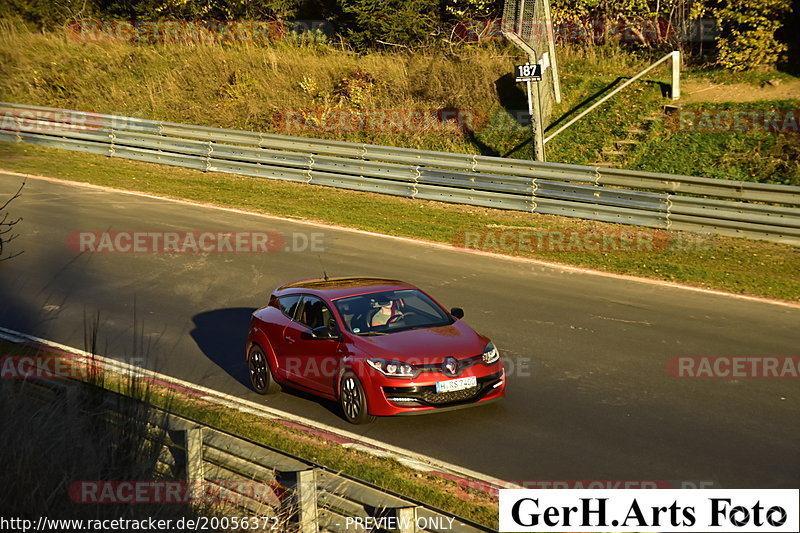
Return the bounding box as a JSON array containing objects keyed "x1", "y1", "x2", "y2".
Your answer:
[{"x1": 0, "y1": 180, "x2": 23, "y2": 261}]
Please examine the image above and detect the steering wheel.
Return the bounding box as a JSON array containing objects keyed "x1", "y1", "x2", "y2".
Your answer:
[{"x1": 386, "y1": 313, "x2": 405, "y2": 325}]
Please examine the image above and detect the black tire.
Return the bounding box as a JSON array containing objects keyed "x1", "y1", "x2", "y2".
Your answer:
[
  {"x1": 339, "y1": 372, "x2": 376, "y2": 424},
  {"x1": 248, "y1": 345, "x2": 280, "y2": 395}
]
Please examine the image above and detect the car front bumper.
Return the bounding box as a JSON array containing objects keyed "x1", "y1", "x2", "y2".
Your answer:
[{"x1": 362, "y1": 367, "x2": 506, "y2": 416}]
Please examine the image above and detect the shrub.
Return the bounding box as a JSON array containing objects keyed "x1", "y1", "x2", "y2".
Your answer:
[{"x1": 713, "y1": 0, "x2": 792, "y2": 71}]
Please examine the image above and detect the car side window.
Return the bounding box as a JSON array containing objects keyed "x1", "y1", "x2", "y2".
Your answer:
[
  {"x1": 277, "y1": 295, "x2": 302, "y2": 319},
  {"x1": 296, "y1": 296, "x2": 337, "y2": 330}
]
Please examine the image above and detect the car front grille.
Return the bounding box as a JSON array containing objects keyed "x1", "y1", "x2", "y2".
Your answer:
[
  {"x1": 419, "y1": 386, "x2": 480, "y2": 404},
  {"x1": 383, "y1": 371, "x2": 503, "y2": 408}
]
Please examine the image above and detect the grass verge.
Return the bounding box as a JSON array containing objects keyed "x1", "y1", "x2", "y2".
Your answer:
[
  {"x1": 1, "y1": 142, "x2": 798, "y2": 301},
  {"x1": 0, "y1": 338, "x2": 499, "y2": 527}
]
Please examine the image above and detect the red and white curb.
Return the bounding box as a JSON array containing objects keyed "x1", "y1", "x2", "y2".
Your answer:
[{"x1": 0, "y1": 325, "x2": 518, "y2": 496}]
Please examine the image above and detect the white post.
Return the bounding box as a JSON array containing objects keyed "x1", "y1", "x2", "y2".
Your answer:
[
  {"x1": 671, "y1": 50, "x2": 681, "y2": 100},
  {"x1": 396, "y1": 507, "x2": 418, "y2": 533},
  {"x1": 184, "y1": 426, "x2": 204, "y2": 482},
  {"x1": 527, "y1": 77, "x2": 546, "y2": 162},
  {"x1": 294, "y1": 469, "x2": 318, "y2": 533},
  {"x1": 541, "y1": 0, "x2": 562, "y2": 104}
]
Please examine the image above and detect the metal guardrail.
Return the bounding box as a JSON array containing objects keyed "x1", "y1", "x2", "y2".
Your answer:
[
  {"x1": 18, "y1": 378, "x2": 495, "y2": 533},
  {"x1": 1, "y1": 102, "x2": 799, "y2": 245}
]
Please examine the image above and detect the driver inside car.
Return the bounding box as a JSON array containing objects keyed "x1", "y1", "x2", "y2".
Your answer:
[{"x1": 370, "y1": 296, "x2": 398, "y2": 326}]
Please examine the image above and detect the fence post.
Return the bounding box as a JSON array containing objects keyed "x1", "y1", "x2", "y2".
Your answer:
[
  {"x1": 671, "y1": 51, "x2": 681, "y2": 100},
  {"x1": 396, "y1": 507, "x2": 418, "y2": 533},
  {"x1": 184, "y1": 426, "x2": 204, "y2": 482},
  {"x1": 294, "y1": 469, "x2": 318, "y2": 533},
  {"x1": 526, "y1": 72, "x2": 546, "y2": 162}
]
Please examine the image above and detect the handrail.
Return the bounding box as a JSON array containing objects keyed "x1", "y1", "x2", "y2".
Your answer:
[{"x1": 543, "y1": 51, "x2": 680, "y2": 144}]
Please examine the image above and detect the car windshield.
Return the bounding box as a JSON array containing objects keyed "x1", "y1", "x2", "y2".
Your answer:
[{"x1": 333, "y1": 289, "x2": 452, "y2": 335}]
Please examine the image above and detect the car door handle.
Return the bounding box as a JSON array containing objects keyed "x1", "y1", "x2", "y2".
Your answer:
[{"x1": 284, "y1": 335, "x2": 296, "y2": 344}]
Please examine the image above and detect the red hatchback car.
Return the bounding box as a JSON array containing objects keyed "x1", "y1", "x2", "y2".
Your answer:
[{"x1": 246, "y1": 277, "x2": 506, "y2": 423}]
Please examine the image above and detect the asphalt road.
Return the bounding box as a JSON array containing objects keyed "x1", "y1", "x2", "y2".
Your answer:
[{"x1": 1, "y1": 173, "x2": 798, "y2": 488}]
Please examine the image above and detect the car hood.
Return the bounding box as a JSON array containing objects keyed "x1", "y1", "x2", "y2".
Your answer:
[{"x1": 349, "y1": 320, "x2": 488, "y2": 362}]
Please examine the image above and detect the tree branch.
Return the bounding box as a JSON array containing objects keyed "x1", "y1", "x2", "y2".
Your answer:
[{"x1": 0, "y1": 179, "x2": 24, "y2": 261}]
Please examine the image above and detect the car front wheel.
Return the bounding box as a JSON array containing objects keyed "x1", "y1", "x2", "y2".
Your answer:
[
  {"x1": 248, "y1": 345, "x2": 280, "y2": 395},
  {"x1": 339, "y1": 372, "x2": 376, "y2": 424}
]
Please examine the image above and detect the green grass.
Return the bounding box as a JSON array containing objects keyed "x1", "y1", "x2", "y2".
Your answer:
[
  {"x1": 629, "y1": 100, "x2": 800, "y2": 185},
  {"x1": 1, "y1": 141, "x2": 798, "y2": 301},
  {"x1": 0, "y1": 17, "x2": 509, "y2": 153},
  {"x1": 543, "y1": 78, "x2": 667, "y2": 163}
]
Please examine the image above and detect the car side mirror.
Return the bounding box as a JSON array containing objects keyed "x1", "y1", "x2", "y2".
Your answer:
[
  {"x1": 310, "y1": 325, "x2": 339, "y2": 340},
  {"x1": 450, "y1": 307, "x2": 464, "y2": 319}
]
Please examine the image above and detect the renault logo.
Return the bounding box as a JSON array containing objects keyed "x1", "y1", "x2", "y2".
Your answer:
[{"x1": 443, "y1": 357, "x2": 460, "y2": 377}]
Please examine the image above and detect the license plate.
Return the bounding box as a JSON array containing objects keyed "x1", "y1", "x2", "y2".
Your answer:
[{"x1": 436, "y1": 376, "x2": 477, "y2": 393}]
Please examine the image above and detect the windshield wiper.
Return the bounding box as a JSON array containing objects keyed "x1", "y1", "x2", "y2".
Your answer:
[{"x1": 359, "y1": 331, "x2": 388, "y2": 336}]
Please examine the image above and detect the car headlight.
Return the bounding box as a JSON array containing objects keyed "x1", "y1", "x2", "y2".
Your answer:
[
  {"x1": 482, "y1": 342, "x2": 500, "y2": 364},
  {"x1": 366, "y1": 359, "x2": 417, "y2": 378}
]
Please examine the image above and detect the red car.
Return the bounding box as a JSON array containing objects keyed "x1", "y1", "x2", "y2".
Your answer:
[{"x1": 246, "y1": 277, "x2": 506, "y2": 423}]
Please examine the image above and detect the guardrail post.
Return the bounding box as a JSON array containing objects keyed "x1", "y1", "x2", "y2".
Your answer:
[
  {"x1": 671, "y1": 51, "x2": 681, "y2": 100},
  {"x1": 184, "y1": 426, "x2": 204, "y2": 482},
  {"x1": 205, "y1": 141, "x2": 213, "y2": 172},
  {"x1": 396, "y1": 507, "x2": 417, "y2": 533},
  {"x1": 293, "y1": 469, "x2": 318, "y2": 533}
]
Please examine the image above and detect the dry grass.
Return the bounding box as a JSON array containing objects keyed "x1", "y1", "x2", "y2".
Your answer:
[
  {"x1": 0, "y1": 18, "x2": 525, "y2": 153},
  {"x1": 2, "y1": 17, "x2": 797, "y2": 175},
  {"x1": 0, "y1": 338, "x2": 288, "y2": 527},
  {"x1": 0, "y1": 373, "x2": 196, "y2": 519}
]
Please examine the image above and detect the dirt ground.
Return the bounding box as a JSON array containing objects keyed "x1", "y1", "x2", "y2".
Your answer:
[{"x1": 682, "y1": 79, "x2": 800, "y2": 103}]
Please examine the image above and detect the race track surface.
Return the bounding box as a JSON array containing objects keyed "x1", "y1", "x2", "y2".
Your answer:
[{"x1": 1, "y1": 173, "x2": 798, "y2": 488}]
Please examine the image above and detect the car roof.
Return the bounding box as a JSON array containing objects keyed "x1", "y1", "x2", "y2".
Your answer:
[{"x1": 275, "y1": 277, "x2": 417, "y2": 300}]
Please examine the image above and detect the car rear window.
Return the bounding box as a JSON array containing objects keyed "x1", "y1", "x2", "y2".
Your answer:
[{"x1": 277, "y1": 294, "x2": 302, "y2": 318}]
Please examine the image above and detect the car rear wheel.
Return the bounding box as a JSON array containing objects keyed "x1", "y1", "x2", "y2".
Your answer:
[
  {"x1": 339, "y1": 372, "x2": 376, "y2": 424},
  {"x1": 248, "y1": 345, "x2": 280, "y2": 395}
]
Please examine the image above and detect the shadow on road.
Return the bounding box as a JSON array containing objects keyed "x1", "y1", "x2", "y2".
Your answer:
[
  {"x1": 190, "y1": 307, "x2": 257, "y2": 389},
  {"x1": 190, "y1": 307, "x2": 346, "y2": 419}
]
